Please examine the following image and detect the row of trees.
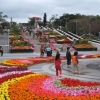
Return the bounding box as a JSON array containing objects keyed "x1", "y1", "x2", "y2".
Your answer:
[
  {"x1": 1, "y1": 11, "x2": 100, "y2": 36},
  {"x1": 48, "y1": 13, "x2": 100, "y2": 36}
]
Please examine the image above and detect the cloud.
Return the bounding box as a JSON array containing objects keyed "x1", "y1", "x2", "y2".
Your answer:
[{"x1": 1, "y1": 0, "x2": 100, "y2": 23}]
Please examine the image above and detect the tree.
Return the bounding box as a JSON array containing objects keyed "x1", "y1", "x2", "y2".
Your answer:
[
  {"x1": 43, "y1": 13, "x2": 47, "y2": 26},
  {"x1": 1, "y1": 22, "x2": 10, "y2": 29},
  {"x1": 10, "y1": 22, "x2": 20, "y2": 35},
  {"x1": 0, "y1": 12, "x2": 8, "y2": 22},
  {"x1": 28, "y1": 18, "x2": 35, "y2": 26}
]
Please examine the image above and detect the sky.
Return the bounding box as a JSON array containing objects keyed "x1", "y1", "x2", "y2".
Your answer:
[{"x1": 1, "y1": 0, "x2": 100, "y2": 23}]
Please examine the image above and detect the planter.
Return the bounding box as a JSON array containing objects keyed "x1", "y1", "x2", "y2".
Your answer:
[
  {"x1": 10, "y1": 49, "x2": 33, "y2": 53},
  {"x1": 74, "y1": 47, "x2": 97, "y2": 51},
  {"x1": 73, "y1": 44, "x2": 97, "y2": 51},
  {"x1": 57, "y1": 41, "x2": 71, "y2": 44},
  {"x1": 56, "y1": 38, "x2": 71, "y2": 44}
]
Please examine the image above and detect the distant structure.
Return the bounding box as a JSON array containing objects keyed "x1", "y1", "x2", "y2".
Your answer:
[
  {"x1": 10, "y1": 17, "x2": 12, "y2": 27},
  {"x1": 29, "y1": 16, "x2": 42, "y2": 28}
]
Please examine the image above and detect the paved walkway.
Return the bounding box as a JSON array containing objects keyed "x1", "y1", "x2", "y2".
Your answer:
[
  {"x1": 0, "y1": 51, "x2": 100, "y2": 82},
  {"x1": 0, "y1": 32, "x2": 100, "y2": 82}
]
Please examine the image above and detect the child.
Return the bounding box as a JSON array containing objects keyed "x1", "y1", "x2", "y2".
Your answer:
[
  {"x1": 72, "y1": 51, "x2": 80, "y2": 74},
  {"x1": 55, "y1": 53, "x2": 62, "y2": 77}
]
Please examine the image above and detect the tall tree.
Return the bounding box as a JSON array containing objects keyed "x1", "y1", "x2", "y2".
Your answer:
[
  {"x1": 43, "y1": 13, "x2": 47, "y2": 26},
  {"x1": 0, "y1": 12, "x2": 8, "y2": 22}
]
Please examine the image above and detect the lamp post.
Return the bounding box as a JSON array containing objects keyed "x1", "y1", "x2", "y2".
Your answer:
[
  {"x1": 76, "y1": 20, "x2": 77, "y2": 35},
  {"x1": 59, "y1": 19, "x2": 61, "y2": 30},
  {"x1": 65, "y1": 18, "x2": 69, "y2": 32}
]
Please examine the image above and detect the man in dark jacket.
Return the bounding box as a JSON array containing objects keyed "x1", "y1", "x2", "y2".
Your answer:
[{"x1": 66, "y1": 47, "x2": 71, "y2": 68}]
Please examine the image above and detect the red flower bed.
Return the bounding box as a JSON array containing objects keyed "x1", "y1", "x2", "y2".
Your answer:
[{"x1": 61, "y1": 78, "x2": 100, "y2": 87}]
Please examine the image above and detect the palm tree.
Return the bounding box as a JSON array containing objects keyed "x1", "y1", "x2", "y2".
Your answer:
[{"x1": 0, "y1": 12, "x2": 8, "y2": 22}]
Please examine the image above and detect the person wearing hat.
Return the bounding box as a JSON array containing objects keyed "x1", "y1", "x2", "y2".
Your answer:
[{"x1": 66, "y1": 47, "x2": 71, "y2": 68}]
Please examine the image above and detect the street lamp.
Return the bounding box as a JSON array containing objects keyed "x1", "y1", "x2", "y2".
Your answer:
[
  {"x1": 65, "y1": 18, "x2": 69, "y2": 32},
  {"x1": 59, "y1": 20, "x2": 61, "y2": 30},
  {"x1": 76, "y1": 20, "x2": 77, "y2": 35}
]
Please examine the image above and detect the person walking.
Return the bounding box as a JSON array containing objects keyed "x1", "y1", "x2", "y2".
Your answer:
[
  {"x1": 40, "y1": 45, "x2": 45, "y2": 57},
  {"x1": 72, "y1": 51, "x2": 80, "y2": 74},
  {"x1": 54, "y1": 52, "x2": 62, "y2": 77},
  {"x1": 66, "y1": 47, "x2": 71, "y2": 68},
  {"x1": 0, "y1": 46, "x2": 3, "y2": 56}
]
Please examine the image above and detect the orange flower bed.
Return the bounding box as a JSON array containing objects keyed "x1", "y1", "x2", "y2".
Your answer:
[
  {"x1": 11, "y1": 46, "x2": 32, "y2": 50},
  {"x1": 74, "y1": 44, "x2": 94, "y2": 48}
]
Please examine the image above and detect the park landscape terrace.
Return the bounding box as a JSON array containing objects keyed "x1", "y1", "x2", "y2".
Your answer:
[{"x1": 0, "y1": 27, "x2": 100, "y2": 100}]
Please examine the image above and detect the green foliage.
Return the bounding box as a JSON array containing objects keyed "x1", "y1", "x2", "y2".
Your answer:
[
  {"x1": 56, "y1": 35, "x2": 67, "y2": 39},
  {"x1": 82, "y1": 34, "x2": 99, "y2": 40},
  {"x1": 71, "y1": 39, "x2": 89, "y2": 45},
  {"x1": 11, "y1": 24, "x2": 20, "y2": 35},
  {"x1": 1, "y1": 22, "x2": 10, "y2": 28},
  {"x1": 79, "y1": 39, "x2": 88, "y2": 44},
  {"x1": 10, "y1": 35, "x2": 22, "y2": 40},
  {"x1": 28, "y1": 18, "x2": 35, "y2": 25},
  {"x1": 11, "y1": 40, "x2": 30, "y2": 46},
  {"x1": 44, "y1": 30, "x2": 53, "y2": 32},
  {"x1": 0, "y1": 29, "x2": 3, "y2": 33},
  {"x1": 49, "y1": 32, "x2": 59, "y2": 35},
  {"x1": 0, "y1": 12, "x2": 8, "y2": 22},
  {"x1": 49, "y1": 13, "x2": 100, "y2": 35}
]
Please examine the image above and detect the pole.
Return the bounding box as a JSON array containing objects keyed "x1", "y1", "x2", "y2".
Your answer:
[
  {"x1": 10, "y1": 17, "x2": 12, "y2": 27},
  {"x1": 76, "y1": 20, "x2": 77, "y2": 35},
  {"x1": 60, "y1": 20, "x2": 61, "y2": 30},
  {"x1": 66, "y1": 18, "x2": 67, "y2": 31}
]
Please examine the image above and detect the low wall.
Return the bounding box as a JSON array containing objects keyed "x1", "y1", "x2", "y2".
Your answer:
[
  {"x1": 9, "y1": 49, "x2": 33, "y2": 53},
  {"x1": 89, "y1": 41, "x2": 100, "y2": 50},
  {"x1": 75, "y1": 47, "x2": 97, "y2": 51}
]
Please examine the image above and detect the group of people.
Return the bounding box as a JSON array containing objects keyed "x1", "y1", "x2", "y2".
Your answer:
[
  {"x1": 54, "y1": 47, "x2": 80, "y2": 77},
  {"x1": 0, "y1": 46, "x2": 3, "y2": 56},
  {"x1": 40, "y1": 44, "x2": 52, "y2": 57}
]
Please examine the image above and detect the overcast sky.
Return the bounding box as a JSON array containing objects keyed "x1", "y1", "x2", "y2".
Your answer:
[{"x1": 1, "y1": 0, "x2": 100, "y2": 23}]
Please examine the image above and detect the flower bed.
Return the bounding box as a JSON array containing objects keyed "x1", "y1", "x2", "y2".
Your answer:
[
  {"x1": 10, "y1": 46, "x2": 33, "y2": 53},
  {"x1": 74, "y1": 44, "x2": 94, "y2": 48},
  {"x1": 56, "y1": 38, "x2": 71, "y2": 44},
  {"x1": 9, "y1": 33, "x2": 35, "y2": 53},
  {"x1": 0, "y1": 55, "x2": 100, "y2": 99},
  {"x1": 0, "y1": 74, "x2": 100, "y2": 100},
  {"x1": 73, "y1": 44, "x2": 97, "y2": 51},
  {"x1": 0, "y1": 57, "x2": 55, "y2": 66},
  {"x1": 0, "y1": 65, "x2": 27, "y2": 73}
]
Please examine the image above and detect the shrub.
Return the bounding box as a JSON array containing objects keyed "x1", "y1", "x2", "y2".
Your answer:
[{"x1": 79, "y1": 39, "x2": 88, "y2": 44}]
